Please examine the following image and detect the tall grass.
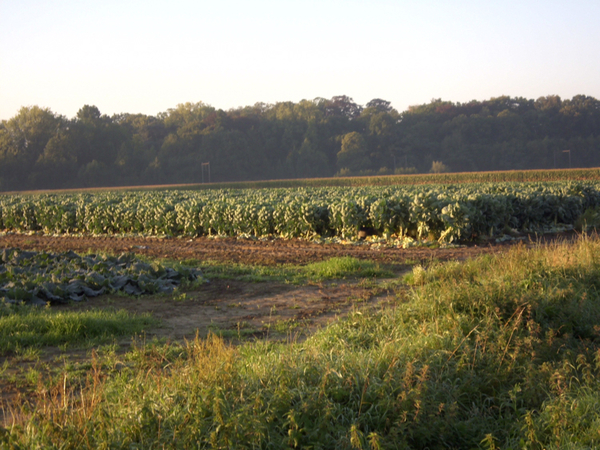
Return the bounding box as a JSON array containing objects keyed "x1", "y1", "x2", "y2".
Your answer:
[
  {"x1": 0, "y1": 303, "x2": 157, "y2": 354},
  {"x1": 4, "y1": 237, "x2": 600, "y2": 448}
]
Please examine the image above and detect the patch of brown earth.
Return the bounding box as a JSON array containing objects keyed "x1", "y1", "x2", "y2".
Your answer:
[{"x1": 0, "y1": 232, "x2": 564, "y2": 266}]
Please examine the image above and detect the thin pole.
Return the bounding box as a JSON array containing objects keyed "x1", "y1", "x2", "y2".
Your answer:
[
  {"x1": 201, "y1": 162, "x2": 210, "y2": 183},
  {"x1": 564, "y1": 150, "x2": 571, "y2": 168}
]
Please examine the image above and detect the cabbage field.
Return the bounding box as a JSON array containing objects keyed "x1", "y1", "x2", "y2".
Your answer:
[
  {"x1": 0, "y1": 248, "x2": 203, "y2": 306},
  {"x1": 1, "y1": 181, "x2": 599, "y2": 243}
]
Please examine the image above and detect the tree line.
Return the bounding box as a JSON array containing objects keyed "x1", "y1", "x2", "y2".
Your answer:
[{"x1": 1, "y1": 94, "x2": 599, "y2": 191}]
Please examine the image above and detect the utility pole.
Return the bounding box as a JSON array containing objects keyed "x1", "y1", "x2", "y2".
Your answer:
[
  {"x1": 201, "y1": 162, "x2": 211, "y2": 183},
  {"x1": 563, "y1": 150, "x2": 571, "y2": 168},
  {"x1": 554, "y1": 150, "x2": 571, "y2": 169}
]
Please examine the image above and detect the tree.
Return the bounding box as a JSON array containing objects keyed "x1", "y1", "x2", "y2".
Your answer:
[
  {"x1": 0, "y1": 106, "x2": 62, "y2": 161},
  {"x1": 30, "y1": 130, "x2": 78, "y2": 188},
  {"x1": 337, "y1": 132, "x2": 370, "y2": 172},
  {"x1": 430, "y1": 160, "x2": 450, "y2": 173},
  {"x1": 324, "y1": 96, "x2": 363, "y2": 119},
  {"x1": 364, "y1": 98, "x2": 393, "y2": 114},
  {"x1": 0, "y1": 106, "x2": 64, "y2": 189},
  {"x1": 1, "y1": 94, "x2": 600, "y2": 191},
  {"x1": 113, "y1": 113, "x2": 166, "y2": 181},
  {"x1": 160, "y1": 102, "x2": 216, "y2": 129},
  {"x1": 78, "y1": 159, "x2": 113, "y2": 187},
  {"x1": 289, "y1": 138, "x2": 330, "y2": 178},
  {"x1": 72, "y1": 105, "x2": 124, "y2": 167}
]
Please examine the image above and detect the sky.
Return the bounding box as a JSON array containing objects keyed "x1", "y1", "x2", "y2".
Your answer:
[{"x1": 1, "y1": 0, "x2": 599, "y2": 121}]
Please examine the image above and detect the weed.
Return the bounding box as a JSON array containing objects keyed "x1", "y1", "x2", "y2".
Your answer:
[
  {"x1": 575, "y1": 206, "x2": 600, "y2": 231},
  {"x1": 0, "y1": 306, "x2": 158, "y2": 355},
  {"x1": 13, "y1": 345, "x2": 41, "y2": 361},
  {"x1": 173, "y1": 291, "x2": 187, "y2": 302},
  {"x1": 302, "y1": 257, "x2": 392, "y2": 280},
  {"x1": 227, "y1": 302, "x2": 243, "y2": 308},
  {"x1": 271, "y1": 318, "x2": 301, "y2": 334},
  {"x1": 23, "y1": 368, "x2": 41, "y2": 386}
]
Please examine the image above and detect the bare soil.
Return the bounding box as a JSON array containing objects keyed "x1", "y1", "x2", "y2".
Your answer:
[{"x1": 0, "y1": 233, "x2": 529, "y2": 265}]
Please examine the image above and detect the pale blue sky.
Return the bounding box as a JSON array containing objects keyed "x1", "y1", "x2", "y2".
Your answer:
[{"x1": 1, "y1": 0, "x2": 599, "y2": 120}]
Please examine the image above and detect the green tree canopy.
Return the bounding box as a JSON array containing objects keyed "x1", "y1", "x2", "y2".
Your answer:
[
  {"x1": 1, "y1": 94, "x2": 600, "y2": 191},
  {"x1": 337, "y1": 132, "x2": 370, "y2": 172}
]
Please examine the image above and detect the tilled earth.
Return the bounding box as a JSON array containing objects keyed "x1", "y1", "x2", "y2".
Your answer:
[{"x1": 0, "y1": 233, "x2": 533, "y2": 266}]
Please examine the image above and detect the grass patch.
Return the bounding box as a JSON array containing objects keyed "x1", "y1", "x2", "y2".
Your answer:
[
  {"x1": 207, "y1": 325, "x2": 261, "y2": 340},
  {"x1": 196, "y1": 256, "x2": 393, "y2": 283},
  {"x1": 0, "y1": 302, "x2": 157, "y2": 355},
  {"x1": 301, "y1": 257, "x2": 392, "y2": 280},
  {"x1": 194, "y1": 261, "x2": 289, "y2": 282},
  {"x1": 6, "y1": 237, "x2": 600, "y2": 447}
]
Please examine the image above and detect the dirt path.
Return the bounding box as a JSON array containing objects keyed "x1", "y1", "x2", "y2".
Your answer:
[{"x1": 57, "y1": 277, "x2": 399, "y2": 342}]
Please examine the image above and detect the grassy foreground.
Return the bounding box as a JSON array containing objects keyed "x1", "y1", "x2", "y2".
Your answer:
[{"x1": 4, "y1": 238, "x2": 600, "y2": 448}]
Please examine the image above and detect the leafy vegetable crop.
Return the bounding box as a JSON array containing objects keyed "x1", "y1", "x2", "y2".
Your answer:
[
  {"x1": 1, "y1": 181, "x2": 599, "y2": 242},
  {"x1": 0, "y1": 248, "x2": 203, "y2": 306}
]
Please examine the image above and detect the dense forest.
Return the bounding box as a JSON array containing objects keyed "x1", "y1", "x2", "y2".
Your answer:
[{"x1": 1, "y1": 94, "x2": 599, "y2": 191}]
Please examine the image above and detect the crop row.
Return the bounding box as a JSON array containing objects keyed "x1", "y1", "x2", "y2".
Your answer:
[{"x1": 1, "y1": 182, "x2": 599, "y2": 242}]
